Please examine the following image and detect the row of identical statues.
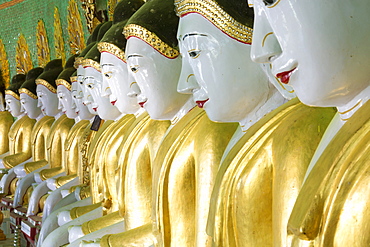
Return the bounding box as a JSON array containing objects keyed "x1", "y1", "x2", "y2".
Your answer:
[{"x1": 0, "y1": 0, "x2": 367, "y2": 246}]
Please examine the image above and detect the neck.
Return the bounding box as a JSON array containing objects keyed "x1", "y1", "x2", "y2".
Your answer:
[
  {"x1": 36, "y1": 113, "x2": 44, "y2": 121},
  {"x1": 89, "y1": 116, "x2": 95, "y2": 123},
  {"x1": 336, "y1": 85, "x2": 370, "y2": 123},
  {"x1": 15, "y1": 112, "x2": 26, "y2": 120},
  {"x1": 114, "y1": 113, "x2": 125, "y2": 121},
  {"x1": 54, "y1": 111, "x2": 64, "y2": 120},
  {"x1": 239, "y1": 88, "x2": 286, "y2": 132},
  {"x1": 134, "y1": 107, "x2": 146, "y2": 118},
  {"x1": 171, "y1": 97, "x2": 196, "y2": 125}
]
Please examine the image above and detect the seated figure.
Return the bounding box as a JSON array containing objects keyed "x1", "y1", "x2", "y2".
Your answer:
[
  {"x1": 175, "y1": 0, "x2": 336, "y2": 246},
  {"x1": 1, "y1": 67, "x2": 54, "y2": 201},
  {"x1": 86, "y1": 1, "x2": 237, "y2": 246},
  {"x1": 12, "y1": 59, "x2": 75, "y2": 208},
  {"x1": 0, "y1": 74, "x2": 36, "y2": 198},
  {"x1": 249, "y1": 0, "x2": 370, "y2": 246},
  {"x1": 0, "y1": 71, "x2": 14, "y2": 157}
]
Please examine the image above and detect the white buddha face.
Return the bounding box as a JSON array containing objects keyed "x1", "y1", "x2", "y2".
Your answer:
[
  {"x1": 36, "y1": 85, "x2": 60, "y2": 117},
  {"x1": 83, "y1": 67, "x2": 121, "y2": 120},
  {"x1": 19, "y1": 93, "x2": 41, "y2": 119},
  {"x1": 5, "y1": 94, "x2": 22, "y2": 117},
  {"x1": 100, "y1": 52, "x2": 140, "y2": 114},
  {"x1": 57, "y1": 85, "x2": 78, "y2": 119},
  {"x1": 71, "y1": 81, "x2": 95, "y2": 120},
  {"x1": 126, "y1": 37, "x2": 190, "y2": 120},
  {"x1": 177, "y1": 14, "x2": 271, "y2": 122},
  {"x1": 249, "y1": 0, "x2": 370, "y2": 107},
  {"x1": 77, "y1": 65, "x2": 95, "y2": 115}
]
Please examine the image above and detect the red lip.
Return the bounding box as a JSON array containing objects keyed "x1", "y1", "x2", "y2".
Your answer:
[
  {"x1": 138, "y1": 101, "x2": 147, "y2": 108},
  {"x1": 93, "y1": 107, "x2": 98, "y2": 112},
  {"x1": 111, "y1": 100, "x2": 117, "y2": 106},
  {"x1": 75, "y1": 111, "x2": 79, "y2": 114},
  {"x1": 276, "y1": 68, "x2": 296, "y2": 84},
  {"x1": 196, "y1": 99, "x2": 209, "y2": 108}
]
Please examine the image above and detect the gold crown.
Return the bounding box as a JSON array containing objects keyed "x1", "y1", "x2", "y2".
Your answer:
[
  {"x1": 82, "y1": 59, "x2": 101, "y2": 72},
  {"x1": 74, "y1": 57, "x2": 84, "y2": 69},
  {"x1": 98, "y1": 42, "x2": 126, "y2": 62},
  {"x1": 5, "y1": 90, "x2": 20, "y2": 100},
  {"x1": 70, "y1": 76, "x2": 78, "y2": 83},
  {"x1": 56, "y1": 79, "x2": 72, "y2": 91},
  {"x1": 174, "y1": 0, "x2": 253, "y2": 44},
  {"x1": 35, "y1": 79, "x2": 57, "y2": 93},
  {"x1": 123, "y1": 24, "x2": 179, "y2": 59},
  {"x1": 19, "y1": 88, "x2": 38, "y2": 99}
]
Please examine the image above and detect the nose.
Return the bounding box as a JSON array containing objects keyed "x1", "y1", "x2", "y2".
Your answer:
[
  {"x1": 37, "y1": 98, "x2": 42, "y2": 108},
  {"x1": 58, "y1": 99, "x2": 63, "y2": 110},
  {"x1": 20, "y1": 103, "x2": 25, "y2": 113},
  {"x1": 177, "y1": 57, "x2": 200, "y2": 94},
  {"x1": 250, "y1": 7, "x2": 282, "y2": 63},
  {"x1": 127, "y1": 73, "x2": 141, "y2": 98}
]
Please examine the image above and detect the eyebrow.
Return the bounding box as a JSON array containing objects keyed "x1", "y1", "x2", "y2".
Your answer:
[
  {"x1": 183, "y1": 33, "x2": 207, "y2": 41},
  {"x1": 101, "y1": 63, "x2": 114, "y2": 68},
  {"x1": 127, "y1": 54, "x2": 143, "y2": 59}
]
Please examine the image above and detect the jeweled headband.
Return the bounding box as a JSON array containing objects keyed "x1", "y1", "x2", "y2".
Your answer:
[
  {"x1": 19, "y1": 88, "x2": 38, "y2": 99},
  {"x1": 174, "y1": 0, "x2": 253, "y2": 44},
  {"x1": 123, "y1": 24, "x2": 180, "y2": 59},
  {"x1": 5, "y1": 90, "x2": 20, "y2": 100},
  {"x1": 35, "y1": 79, "x2": 57, "y2": 94},
  {"x1": 82, "y1": 59, "x2": 101, "y2": 72},
  {"x1": 97, "y1": 42, "x2": 126, "y2": 62},
  {"x1": 56, "y1": 79, "x2": 72, "y2": 91}
]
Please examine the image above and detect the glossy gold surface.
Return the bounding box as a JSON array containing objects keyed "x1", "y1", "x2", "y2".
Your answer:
[
  {"x1": 30, "y1": 116, "x2": 54, "y2": 161},
  {"x1": 81, "y1": 211, "x2": 124, "y2": 235},
  {"x1": 19, "y1": 88, "x2": 38, "y2": 99},
  {"x1": 15, "y1": 34, "x2": 32, "y2": 74},
  {"x1": 67, "y1": 0, "x2": 85, "y2": 54},
  {"x1": 98, "y1": 42, "x2": 126, "y2": 62},
  {"x1": 152, "y1": 107, "x2": 238, "y2": 246},
  {"x1": 35, "y1": 79, "x2": 57, "y2": 94},
  {"x1": 70, "y1": 202, "x2": 102, "y2": 220},
  {"x1": 54, "y1": 7, "x2": 66, "y2": 63},
  {"x1": 207, "y1": 99, "x2": 335, "y2": 247},
  {"x1": 3, "y1": 115, "x2": 35, "y2": 168},
  {"x1": 0, "y1": 111, "x2": 14, "y2": 155},
  {"x1": 0, "y1": 39, "x2": 10, "y2": 87},
  {"x1": 288, "y1": 100, "x2": 370, "y2": 247},
  {"x1": 115, "y1": 114, "x2": 169, "y2": 230},
  {"x1": 36, "y1": 19, "x2": 50, "y2": 67},
  {"x1": 100, "y1": 223, "x2": 156, "y2": 247}
]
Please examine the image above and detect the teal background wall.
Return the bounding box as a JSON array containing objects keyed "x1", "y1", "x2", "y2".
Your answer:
[{"x1": 0, "y1": 0, "x2": 89, "y2": 78}]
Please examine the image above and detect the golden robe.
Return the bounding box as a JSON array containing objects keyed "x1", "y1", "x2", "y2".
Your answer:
[
  {"x1": 30, "y1": 116, "x2": 54, "y2": 162},
  {"x1": 101, "y1": 107, "x2": 238, "y2": 247},
  {"x1": 207, "y1": 98, "x2": 336, "y2": 247},
  {"x1": 0, "y1": 111, "x2": 14, "y2": 155},
  {"x1": 3, "y1": 115, "x2": 36, "y2": 168},
  {"x1": 24, "y1": 114, "x2": 74, "y2": 178},
  {"x1": 80, "y1": 113, "x2": 170, "y2": 235},
  {"x1": 288, "y1": 100, "x2": 370, "y2": 247},
  {"x1": 54, "y1": 119, "x2": 91, "y2": 187}
]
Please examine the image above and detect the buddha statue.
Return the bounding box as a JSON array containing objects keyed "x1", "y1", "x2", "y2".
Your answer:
[
  {"x1": 1, "y1": 67, "x2": 54, "y2": 198},
  {"x1": 1, "y1": 74, "x2": 35, "y2": 167},
  {"x1": 249, "y1": 1, "x2": 370, "y2": 246},
  {"x1": 84, "y1": 1, "x2": 237, "y2": 246},
  {"x1": 0, "y1": 71, "x2": 14, "y2": 157},
  {"x1": 175, "y1": 1, "x2": 337, "y2": 247},
  {"x1": 11, "y1": 59, "x2": 75, "y2": 208}
]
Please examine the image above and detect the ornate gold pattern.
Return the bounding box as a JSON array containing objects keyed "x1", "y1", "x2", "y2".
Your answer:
[
  {"x1": 0, "y1": 39, "x2": 10, "y2": 88},
  {"x1": 19, "y1": 88, "x2": 38, "y2": 99},
  {"x1": 54, "y1": 7, "x2": 66, "y2": 63},
  {"x1": 80, "y1": 0, "x2": 98, "y2": 33},
  {"x1": 174, "y1": 0, "x2": 253, "y2": 44},
  {"x1": 107, "y1": 0, "x2": 118, "y2": 21},
  {"x1": 16, "y1": 34, "x2": 33, "y2": 74},
  {"x1": 82, "y1": 58, "x2": 101, "y2": 72},
  {"x1": 71, "y1": 76, "x2": 78, "y2": 83},
  {"x1": 36, "y1": 20, "x2": 51, "y2": 67},
  {"x1": 97, "y1": 42, "x2": 126, "y2": 62},
  {"x1": 35, "y1": 79, "x2": 57, "y2": 94},
  {"x1": 74, "y1": 57, "x2": 84, "y2": 68},
  {"x1": 68, "y1": 0, "x2": 86, "y2": 54},
  {"x1": 5, "y1": 90, "x2": 20, "y2": 100},
  {"x1": 123, "y1": 24, "x2": 179, "y2": 59},
  {"x1": 56, "y1": 79, "x2": 72, "y2": 91}
]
